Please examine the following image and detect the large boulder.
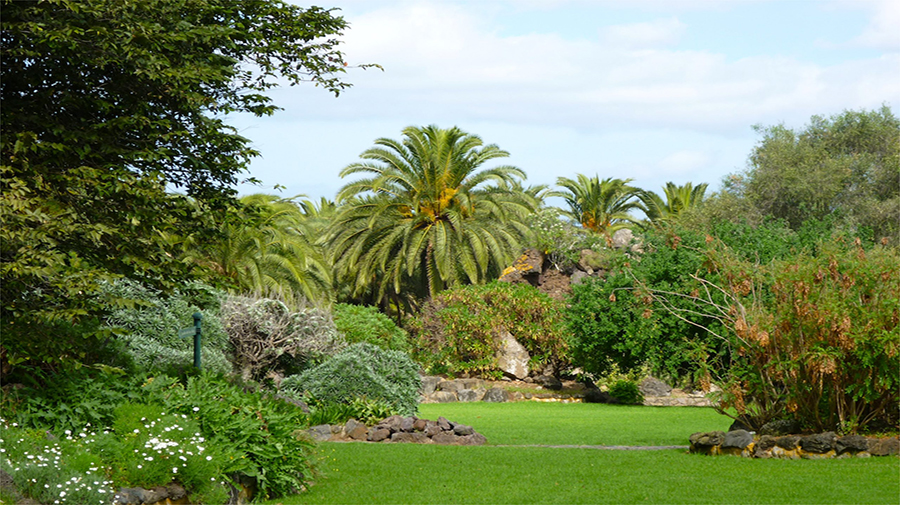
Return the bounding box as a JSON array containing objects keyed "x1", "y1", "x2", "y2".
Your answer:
[
  {"x1": 495, "y1": 330, "x2": 530, "y2": 380},
  {"x1": 498, "y1": 249, "x2": 544, "y2": 285},
  {"x1": 639, "y1": 377, "x2": 672, "y2": 397},
  {"x1": 482, "y1": 387, "x2": 510, "y2": 403},
  {"x1": 420, "y1": 376, "x2": 441, "y2": 395}
]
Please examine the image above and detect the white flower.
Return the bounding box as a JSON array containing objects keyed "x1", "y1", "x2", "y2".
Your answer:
[
  {"x1": 172, "y1": 467, "x2": 178, "y2": 473},
  {"x1": 206, "y1": 456, "x2": 213, "y2": 461},
  {"x1": 192, "y1": 407, "x2": 200, "y2": 412}
]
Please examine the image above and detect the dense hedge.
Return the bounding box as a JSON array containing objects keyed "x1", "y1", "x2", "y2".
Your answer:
[{"x1": 332, "y1": 303, "x2": 410, "y2": 352}]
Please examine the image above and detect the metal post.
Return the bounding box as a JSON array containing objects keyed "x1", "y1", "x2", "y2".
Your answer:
[{"x1": 192, "y1": 312, "x2": 203, "y2": 370}]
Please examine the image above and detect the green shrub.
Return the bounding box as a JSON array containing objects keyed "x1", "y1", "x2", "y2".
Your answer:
[
  {"x1": 306, "y1": 396, "x2": 401, "y2": 426},
  {"x1": 281, "y1": 343, "x2": 420, "y2": 416},
  {"x1": 332, "y1": 303, "x2": 410, "y2": 352},
  {"x1": 0, "y1": 366, "x2": 147, "y2": 432},
  {"x1": 608, "y1": 380, "x2": 644, "y2": 405},
  {"x1": 221, "y1": 294, "x2": 346, "y2": 381},
  {"x1": 141, "y1": 372, "x2": 316, "y2": 500},
  {"x1": 103, "y1": 279, "x2": 232, "y2": 375},
  {"x1": 409, "y1": 282, "x2": 569, "y2": 377}
]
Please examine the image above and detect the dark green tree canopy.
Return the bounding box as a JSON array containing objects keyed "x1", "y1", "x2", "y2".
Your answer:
[{"x1": 0, "y1": 0, "x2": 358, "y2": 368}]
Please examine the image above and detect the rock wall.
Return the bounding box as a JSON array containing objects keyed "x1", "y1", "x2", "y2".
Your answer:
[
  {"x1": 308, "y1": 415, "x2": 487, "y2": 446},
  {"x1": 689, "y1": 430, "x2": 900, "y2": 459}
]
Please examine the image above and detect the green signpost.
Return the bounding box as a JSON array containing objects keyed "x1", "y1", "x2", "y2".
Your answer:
[{"x1": 178, "y1": 312, "x2": 203, "y2": 370}]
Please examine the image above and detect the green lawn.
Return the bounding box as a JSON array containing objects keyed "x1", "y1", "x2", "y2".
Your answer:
[{"x1": 265, "y1": 403, "x2": 900, "y2": 505}]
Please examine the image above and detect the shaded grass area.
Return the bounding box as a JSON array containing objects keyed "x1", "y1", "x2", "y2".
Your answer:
[
  {"x1": 418, "y1": 401, "x2": 732, "y2": 446},
  {"x1": 278, "y1": 444, "x2": 900, "y2": 505}
]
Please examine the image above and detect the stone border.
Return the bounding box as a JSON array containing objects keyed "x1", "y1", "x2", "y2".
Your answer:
[
  {"x1": 689, "y1": 430, "x2": 900, "y2": 459},
  {"x1": 308, "y1": 415, "x2": 487, "y2": 446}
]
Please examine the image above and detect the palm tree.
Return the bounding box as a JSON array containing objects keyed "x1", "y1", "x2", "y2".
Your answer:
[
  {"x1": 638, "y1": 182, "x2": 709, "y2": 224},
  {"x1": 328, "y1": 125, "x2": 537, "y2": 309},
  {"x1": 556, "y1": 174, "x2": 643, "y2": 240},
  {"x1": 187, "y1": 194, "x2": 333, "y2": 303}
]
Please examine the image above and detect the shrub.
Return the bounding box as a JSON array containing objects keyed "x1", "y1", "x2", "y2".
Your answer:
[
  {"x1": 608, "y1": 380, "x2": 644, "y2": 405},
  {"x1": 698, "y1": 239, "x2": 900, "y2": 433},
  {"x1": 566, "y1": 226, "x2": 727, "y2": 384},
  {"x1": 409, "y1": 282, "x2": 569, "y2": 377},
  {"x1": 332, "y1": 303, "x2": 410, "y2": 352},
  {"x1": 221, "y1": 294, "x2": 346, "y2": 381},
  {"x1": 0, "y1": 366, "x2": 147, "y2": 432},
  {"x1": 141, "y1": 372, "x2": 316, "y2": 500},
  {"x1": 102, "y1": 279, "x2": 232, "y2": 375},
  {"x1": 281, "y1": 343, "x2": 420, "y2": 416},
  {"x1": 527, "y1": 207, "x2": 607, "y2": 270}
]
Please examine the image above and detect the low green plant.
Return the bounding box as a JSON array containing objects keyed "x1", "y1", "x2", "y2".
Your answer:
[
  {"x1": 409, "y1": 282, "x2": 569, "y2": 377},
  {"x1": 332, "y1": 303, "x2": 410, "y2": 352},
  {"x1": 608, "y1": 380, "x2": 644, "y2": 405},
  {"x1": 307, "y1": 396, "x2": 400, "y2": 426},
  {"x1": 141, "y1": 372, "x2": 316, "y2": 500},
  {"x1": 281, "y1": 343, "x2": 420, "y2": 417}
]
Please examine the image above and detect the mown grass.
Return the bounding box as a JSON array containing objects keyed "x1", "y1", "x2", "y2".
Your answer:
[
  {"x1": 264, "y1": 403, "x2": 899, "y2": 505},
  {"x1": 418, "y1": 401, "x2": 730, "y2": 446}
]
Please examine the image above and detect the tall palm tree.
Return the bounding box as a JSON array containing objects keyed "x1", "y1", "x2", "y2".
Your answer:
[
  {"x1": 187, "y1": 194, "x2": 333, "y2": 303},
  {"x1": 638, "y1": 182, "x2": 709, "y2": 224},
  {"x1": 556, "y1": 174, "x2": 643, "y2": 240},
  {"x1": 328, "y1": 125, "x2": 537, "y2": 308}
]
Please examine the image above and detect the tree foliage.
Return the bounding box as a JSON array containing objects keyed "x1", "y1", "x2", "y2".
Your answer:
[
  {"x1": 637, "y1": 182, "x2": 708, "y2": 224},
  {"x1": 556, "y1": 174, "x2": 642, "y2": 240},
  {"x1": 329, "y1": 125, "x2": 538, "y2": 309},
  {"x1": 736, "y1": 106, "x2": 899, "y2": 239},
  {"x1": 1, "y1": 0, "x2": 357, "y2": 368}
]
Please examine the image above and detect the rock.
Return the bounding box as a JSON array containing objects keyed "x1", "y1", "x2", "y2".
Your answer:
[
  {"x1": 437, "y1": 416, "x2": 452, "y2": 431},
  {"x1": 535, "y1": 375, "x2": 562, "y2": 390},
  {"x1": 429, "y1": 391, "x2": 459, "y2": 403},
  {"x1": 308, "y1": 424, "x2": 332, "y2": 442},
  {"x1": 453, "y1": 424, "x2": 475, "y2": 436},
  {"x1": 499, "y1": 249, "x2": 544, "y2": 285},
  {"x1": 836, "y1": 435, "x2": 868, "y2": 455},
  {"x1": 759, "y1": 419, "x2": 800, "y2": 436},
  {"x1": 380, "y1": 415, "x2": 404, "y2": 433},
  {"x1": 413, "y1": 418, "x2": 428, "y2": 431},
  {"x1": 754, "y1": 435, "x2": 777, "y2": 458},
  {"x1": 583, "y1": 389, "x2": 615, "y2": 404},
  {"x1": 114, "y1": 488, "x2": 146, "y2": 505},
  {"x1": 868, "y1": 437, "x2": 900, "y2": 456},
  {"x1": 400, "y1": 416, "x2": 416, "y2": 432},
  {"x1": 459, "y1": 433, "x2": 488, "y2": 446},
  {"x1": 723, "y1": 430, "x2": 754, "y2": 449},
  {"x1": 689, "y1": 431, "x2": 725, "y2": 448},
  {"x1": 391, "y1": 432, "x2": 427, "y2": 443},
  {"x1": 459, "y1": 379, "x2": 485, "y2": 390},
  {"x1": 611, "y1": 229, "x2": 635, "y2": 249},
  {"x1": 800, "y1": 432, "x2": 836, "y2": 453},
  {"x1": 367, "y1": 428, "x2": 391, "y2": 442},
  {"x1": 570, "y1": 270, "x2": 590, "y2": 286},
  {"x1": 141, "y1": 486, "x2": 168, "y2": 504},
  {"x1": 438, "y1": 380, "x2": 461, "y2": 393},
  {"x1": 432, "y1": 432, "x2": 459, "y2": 445},
  {"x1": 424, "y1": 421, "x2": 442, "y2": 437},
  {"x1": 482, "y1": 387, "x2": 510, "y2": 403},
  {"x1": 345, "y1": 419, "x2": 369, "y2": 440},
  {"x1": 420, "y1": 376, "x2": 441, "y2": 395},
  {"x1": 639, "y1": 377, "x2": 672, "y2": 397},
  {"x1": 577, "y1": 249, "x2": 605, "y2": 272},
  {"x1": 774, "y1": 435, "x2": 801, "y2": 450},
  {"x1": 495, "y1": 330, "x2": 530, "y2": 380},
  {"x1": 457, "y1": 388, "x2": 485, "y2": 402}
]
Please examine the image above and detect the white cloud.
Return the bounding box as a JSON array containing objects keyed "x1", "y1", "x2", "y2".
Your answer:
[
  {"x1": 847, "y1": 0, "x2": 900, "y2": 51},
  {"x1": 321, "y1": 2, "x2": 900, "y2": 134},
  {"x1": 658, "y1": 150, "x2": 711, "y2": 174},
  {"x1": 600, "y1": 18, "x2": 686, "y2": 49}
]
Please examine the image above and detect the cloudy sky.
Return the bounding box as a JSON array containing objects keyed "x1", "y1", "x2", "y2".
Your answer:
[{"x1": 228, "y1": 0, "x2": 900, "y2": 202}]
